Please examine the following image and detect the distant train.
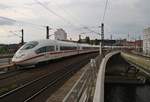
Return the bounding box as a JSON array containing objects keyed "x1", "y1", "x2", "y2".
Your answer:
[{"x1": 12, "y1": 39, "x2": 99, "y2": 66}]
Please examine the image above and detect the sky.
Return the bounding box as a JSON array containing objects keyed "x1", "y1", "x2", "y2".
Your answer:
[{"x1": 0, "y1": 0, "x2": 150, "y2": 44}]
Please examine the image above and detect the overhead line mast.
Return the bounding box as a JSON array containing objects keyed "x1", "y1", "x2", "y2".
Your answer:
[
  {"x1": 21, "y1": 29, "x2": 24, "y2": 45},
  {"x1": 100, "y1": 0, "x2": 109, "y2": 55}
]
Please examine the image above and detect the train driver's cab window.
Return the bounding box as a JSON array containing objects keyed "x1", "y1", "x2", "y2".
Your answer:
[
  {"x1": 35, "y1": 47, "x2": 46, "y2": 54},
  {"x1": 21, "y1": 41, "x2": 38, "y2": 50}
]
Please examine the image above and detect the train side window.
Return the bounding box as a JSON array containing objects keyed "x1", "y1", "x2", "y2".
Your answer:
[
  {"x1": 46, "y1": 46, "x2": 55, "y2": 52},
  {"x1": 35, "y1": 47, "x2": 46, "y2": 54},
  {"x1": 60, "y1": 46, "x2": 77, "y2": 51}
]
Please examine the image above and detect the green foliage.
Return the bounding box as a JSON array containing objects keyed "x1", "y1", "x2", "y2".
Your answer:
[
  {"x1": 85, "y1": 36, "x2": 90, "y2": 44},
  {"x1": 94, "y1": 39, "x2": 99, "y2": 45},
  {"x1": 0, "y1": 46, "x2": 9, "y2": 54}
]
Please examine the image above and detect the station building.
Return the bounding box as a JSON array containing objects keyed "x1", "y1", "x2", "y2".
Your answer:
[{"x1": 54, "y1": 28, "x2": 67, "y2": 40}]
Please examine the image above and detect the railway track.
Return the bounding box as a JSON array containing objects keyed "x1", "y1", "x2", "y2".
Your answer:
[
  {"x1": 24, "y1": 58, "x2": 89, "y2": 102},
  {"x1": 0, "y1": 53, "x2": 94, "y2": 81},
  {"x1": 0, "y1": 53, "x2": 98, "y2": 102},
  {"x1": 0, "y1": 69, "x2": 27, "y2": 80}
]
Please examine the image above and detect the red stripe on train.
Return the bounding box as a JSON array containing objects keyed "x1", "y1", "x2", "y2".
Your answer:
[{"x1": 14, "y1": 49, "x2": 97, "y2": 64}]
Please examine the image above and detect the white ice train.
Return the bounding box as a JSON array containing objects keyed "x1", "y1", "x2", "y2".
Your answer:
[{"x1": 12, "y1": 39, "x2": 99, "y2": 66}]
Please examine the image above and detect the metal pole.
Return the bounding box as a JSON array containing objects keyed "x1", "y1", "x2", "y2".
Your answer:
[
  {"x1": 110, "y1": 34, "x2": 112, "y2": 50},
  {"x1": 101, "y1": 23, "x2": 104, "y2": 55},
  {"x1": 21, "y1": 29, "x2": 24, "y2": 45},
  {"x1": 46, "y1": 26, "x2": 49, "y2": 39}
]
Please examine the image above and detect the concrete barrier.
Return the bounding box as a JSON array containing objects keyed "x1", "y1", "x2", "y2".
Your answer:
[{"x1": 93, "y1": 51, "x2": 120, "y2": 102}]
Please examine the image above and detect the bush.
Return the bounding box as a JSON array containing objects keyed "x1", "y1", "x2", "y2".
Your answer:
[{"x1": 0, "y1": 47, "x2": 9, "y2": 54}]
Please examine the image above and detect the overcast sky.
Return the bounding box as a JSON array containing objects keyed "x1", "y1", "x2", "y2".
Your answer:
[{"x1": 0, "y1": 0, "x2": 150, "y2": 44}]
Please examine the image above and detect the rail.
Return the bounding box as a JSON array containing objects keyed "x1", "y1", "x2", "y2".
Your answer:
[
  {"x1": 121, "y1": 53, "x2": 150, "y2": 77},
  {"x1": 0, "y1": 54, "x2": 14, "y2": 58},
  {"x1": 0, "y1": 58, "x2": 16, "y2": 74},
  {"x1": 63, "y1": 56, "x2": 101, "y2": 102},
  {"x1": 93, "y1": 51, "x2": 120, "y2": 102},
  {"x1": 0, "y1": 53, "x2": 97, "y2": 102},
  {"x1": 131, "y1": 51, "x2": 150, "y2": 59}
]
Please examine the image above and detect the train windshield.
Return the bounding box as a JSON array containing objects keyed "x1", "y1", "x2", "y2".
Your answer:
[{"x1": 21, "y1": 41, "x2": 38, "y2": 50}]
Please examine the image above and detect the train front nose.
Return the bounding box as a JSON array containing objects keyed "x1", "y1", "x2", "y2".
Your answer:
[{"x1": 12, "y1": 53, "x2": 26, "y2": 64}]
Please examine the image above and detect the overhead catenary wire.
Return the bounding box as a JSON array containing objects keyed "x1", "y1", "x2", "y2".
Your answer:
[
  {"x1": 48, "y1": 0, "x2": 81, "y2": 25},
  {"x1": 34, "y1": 0, "x2": 100, "y2": 36},
  {"x1": 0, "y1": 28, "x2": 20, "y2": 38},
  {"x1": 0, "y1": 16, "x2": 45, "y2": 29},
  {"x1": 34, "y1": 0, "x2": 78, "y2": 28},
  {"x1": 9, "y1": 30, "x2": 22, "y2": 38},
  {"x1": 102, "y1": 0, "x2": 109, "y2": 22},
  {"x1": 9, "y1": 7, "x2": 58, "y2": 31},
  {"x1": 50, "y1": 1, "x2": 100, "y2": 33}
]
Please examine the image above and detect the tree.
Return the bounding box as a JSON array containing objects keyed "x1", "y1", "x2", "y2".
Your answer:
[
  {"x1": 0, "y1": 46, "x2": 9, "y2": 54},
  {"x1": 78, "y1": 35, "x2": 82, "y2": 43},
  {"x1": 94, "y1": 39, "x2": 99, "y2": 45},
  {"x1": 85, "y1": 36, "x2": 90, "y2": 44}
]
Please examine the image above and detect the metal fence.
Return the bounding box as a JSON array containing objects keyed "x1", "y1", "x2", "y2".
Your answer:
[
  {"x1": 0, "y1": 58, "x2": 11, "y2": 64},
  {"x1": 63, "y1": 56, "x2": 101, "y2": 102}
]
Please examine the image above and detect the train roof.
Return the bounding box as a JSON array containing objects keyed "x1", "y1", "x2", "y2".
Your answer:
[
  {"x1": 30, "y1": 39, "x2": 77, "y2": 46},
  {"x1": 28, "y1": 39, "x2": 99, "y2": 47}
]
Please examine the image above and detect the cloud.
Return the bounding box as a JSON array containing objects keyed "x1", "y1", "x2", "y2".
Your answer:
[
  {"x1": 0, "y1": 16, "x2": 16, "y2": 25},
  {"x1": 103, "y1": 0, "x2": 150, "y2": 39},
  {"x1": 0, "y1": 3, "x2": 10, "y2": 9},
  {"x1": 0, "y1": 0, "x2": 150, "y2": 43}
]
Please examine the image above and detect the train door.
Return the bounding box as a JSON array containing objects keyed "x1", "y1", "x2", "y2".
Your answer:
[
  {"x1": 55, "y1": 45, "x2": 58, "y2": 58},
  {"x1": 35, "y1": 46, "x2": 47, "y2": 62},
  {"x1": 45, "y1": 46, "x2": 49, "y2": 59},
  {"x1": 55, "y1": 45, "x2": 59, "y2": 51},
  {"x1": 46, "y1": 46, "x2": 55, "y2": 60}
]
